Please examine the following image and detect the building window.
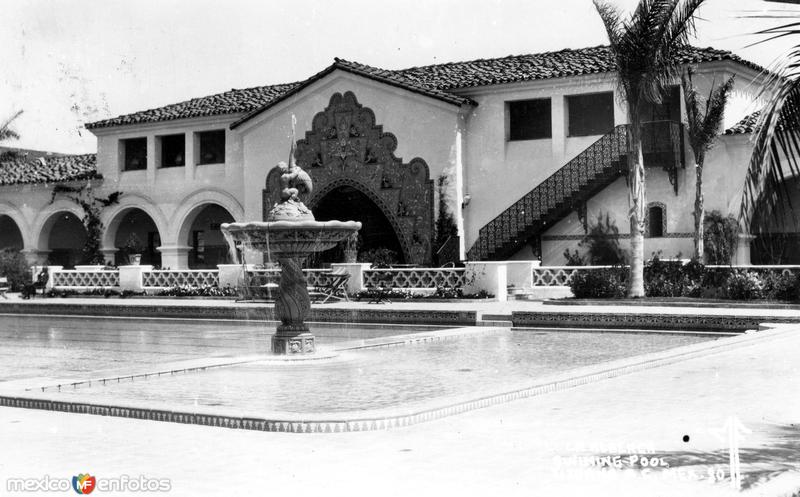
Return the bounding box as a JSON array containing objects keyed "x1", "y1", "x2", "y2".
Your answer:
[
  {"x1": 508, "y1": 99, "x2": 551, "y2": 140},
  {"x1": 159, "y1": 134, "x2": 185, "y2": 168},
  {"x1": 122, "y1": 138, "x2": 147, "y2": 171},
  {"x1": 646, "y1": 202, "x2": 666, "y2": 238},
  {"x1": 197, "y1": 130, "x2": 225, "y2": 165},
  {"x1": 567, "y1": 92, "x2": 614, "y2": 137}
]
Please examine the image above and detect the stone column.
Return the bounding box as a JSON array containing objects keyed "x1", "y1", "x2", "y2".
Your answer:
[
  {"x1": 119, "y1": 265, "x2": 152, "y2": 292},
  {"x1": 734, "y1": 234, "x2": 756, "y2": 266},
  {"x1": 463, "y1": 261, "x2": 507, "y2": 301},
  {"x1": 272, "y1": 257, "x2": 314, "y2": 354},
  {"x1": 100, "y1": 247, "x2": 119, "y2": 265},
  {"x1": 21, "y1": 249, "x2": 51, "y2": 266},
  {"x1": 330, "y1": 263, "x2": 370, "y2": 295},
  {"x1": 157, "y1": 245, "x2": 191, "y2": 270}
]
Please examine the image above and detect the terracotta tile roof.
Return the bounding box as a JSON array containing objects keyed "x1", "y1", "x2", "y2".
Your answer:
[
  {"x1": 393, "y1": 45, "x2": 765, "y2": 90},
  {"x1": 85, "y1": 83, "x2": 301, "y2": 129},
  {"x1": 724, "y1": 110, "x2": 791, "y2": 135},
  {"x1": 0, "y1": 154, "x2": 99, "y2": 186},
  {"x1": 87, "y1": 45, "x2": 764, "y2": 130}
]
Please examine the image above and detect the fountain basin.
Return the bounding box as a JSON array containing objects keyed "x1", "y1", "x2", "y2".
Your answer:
[{"x1": 221, "y1": 221, "x2": 361, "y2": 259}]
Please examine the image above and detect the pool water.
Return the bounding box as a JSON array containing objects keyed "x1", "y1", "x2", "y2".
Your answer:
[
  {"x1": 52, "y1": 329, "x2": 718, "y2": 413},
  {"x1": 0, "y1": 315, "x2": 439, "y2": 383}
]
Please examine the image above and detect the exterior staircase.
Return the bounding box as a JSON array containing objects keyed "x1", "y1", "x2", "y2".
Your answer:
[{"x1": 467, "y1": 124, "x2": 630, "y2": 261}]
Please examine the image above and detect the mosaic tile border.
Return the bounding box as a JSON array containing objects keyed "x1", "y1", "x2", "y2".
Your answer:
[
  {"x1": 511, "y1": 311, "x2": 797, "y2": 331},
  {"x1": 0, "y1": 327, "x2": 792, "y2": 433},
  {"x1": 0, "y1": 302, "x2": 476, "y2": 326}
]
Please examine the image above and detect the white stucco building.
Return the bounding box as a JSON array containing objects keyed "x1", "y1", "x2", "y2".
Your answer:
[{"x1": 0, "y1": 45, "x2": 771, "y2": 269}]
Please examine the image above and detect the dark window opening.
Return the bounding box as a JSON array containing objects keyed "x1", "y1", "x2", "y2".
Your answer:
[
  {"x1": 567, "y1": 92, "x2": 614, "y2": 137},
  {"x1": 508, "y1": 99, "x2": 551, "y2": 140},
  {"x1": 640, "y1": 86, "x2": 681, "y2": 123},
  {"x1": 647, "y1": 205, "x2": 665, "y2": 238},
  {"x1": 123, "y1": 138, "x2": 147, "y2": 171},
  {"x1": 198, "y1": 130, "x2": 225, "y2": 165},
  {"x1": 160, "y1": 134, "x2": 185, "y2": 168}
]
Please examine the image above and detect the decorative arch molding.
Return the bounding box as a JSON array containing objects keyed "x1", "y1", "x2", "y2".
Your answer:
[
  {"x1": 171, "y1": 189, "x2": 244, "y2": 244},
  {"x1": 100, "y1": 194, "x2": 169, "y2": 248},
  {"x1": 32, "y1": 200, "x2": 86, "y2": 251},
  {"x1": 263, "y1": 91, "x2": 434, "y2": 264},
  {"x1": 307, "y1": 177, "x2": 414, "y2": 263},
  {"x1": 0, "y1": 201, "x2": 32, "y2": 248}
]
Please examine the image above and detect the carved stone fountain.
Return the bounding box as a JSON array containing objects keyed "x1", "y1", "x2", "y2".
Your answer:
[{"x1": 221, "y1": 160, "x2": 361, "y2": 355}]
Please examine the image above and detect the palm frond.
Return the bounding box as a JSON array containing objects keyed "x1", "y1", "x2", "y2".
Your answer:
[
  {"x1": 0, "y1": 110, "x2": 23, "y2": 142},
  {"x1": 593, "y1": 0, "x2": 624, "y2": 49}
]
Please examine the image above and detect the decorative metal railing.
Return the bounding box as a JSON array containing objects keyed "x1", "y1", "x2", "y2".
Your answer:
[
  {"x1": 467, "y1": 125, "x2": 629, "y2": 261},
  {"x1": 363, "y1": 268, "x2": 466, "y2": 288},
  {"x1": 52, "y1": 270, "x2": 120, "y2": 288},
  {"x1": 142, "y1": 270, "x2": 219, "y2": 288}
]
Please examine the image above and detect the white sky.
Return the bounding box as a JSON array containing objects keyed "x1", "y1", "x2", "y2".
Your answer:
[{"x1": 1, "y1": 0, "x2": 798, "y2": 154}]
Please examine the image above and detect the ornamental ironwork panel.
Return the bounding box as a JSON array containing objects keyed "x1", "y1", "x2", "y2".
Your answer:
[{"x1": 263, "y1": 91, "x2": 434, "y2": 265}]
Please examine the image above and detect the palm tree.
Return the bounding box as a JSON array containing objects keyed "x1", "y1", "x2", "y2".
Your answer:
[
  {"x1": 0, "y1": 110, "x2": 23, "y2": 142},
  {"x1": 739, "y1": 18, "x2": 800, "y2": 256},
  {"x1": 682, "y1": 69, "x2": 735, "y2": 260},
  {"x1": 594, "y1": 0, "x2": 707, "y2": 297}
]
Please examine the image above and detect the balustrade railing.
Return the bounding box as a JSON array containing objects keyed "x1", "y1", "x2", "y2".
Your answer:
[
  {"x1": 52, "y1": 270, "x2": 120, "y2": 288},
  {"x1": 142, "y1": 270, "x2": 219, "y2": 288},
  {"x1": 363, "y1": 267, "x2": 466, "y2": 289}
]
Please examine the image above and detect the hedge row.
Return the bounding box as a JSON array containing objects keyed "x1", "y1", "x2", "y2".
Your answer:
[{"x1": 570, "y1": 259, "x2": 800, "y2": 301}]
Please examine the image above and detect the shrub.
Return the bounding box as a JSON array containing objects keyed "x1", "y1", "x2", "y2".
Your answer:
[
  {"x1": 725, "y1": 271, "x2": 764, "y2": 300},
  {"x1": 562, "y1": 249, "x2": 585, "y2": 266},
  {"x1": 579, "y1": 213, "x2": 627, "y2": 265},
  {"x1": 0, "y1": 248, "x2": 31, "y2": 291},
  {"x1": 644, "y1": 254, "x2": 704, "y2": 297},
  {"x1": 570, "y1": 268, "x2": 626, "y2": 299},
  {"x1": 359, "y1": 248, "x2": 399, "y2": 268},
  {"x1": 155, "y1": 284, "x2": 237, "y2": 297},
  {"x1": 762, "y1": 271, "x2": 798, "y2": 301}
]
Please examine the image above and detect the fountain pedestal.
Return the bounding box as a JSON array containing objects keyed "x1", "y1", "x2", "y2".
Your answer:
[{"x1": 272, "y1": 257, "x2": 315, "y2": 354}]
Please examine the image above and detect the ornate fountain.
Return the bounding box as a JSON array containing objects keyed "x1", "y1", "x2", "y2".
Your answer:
[{"x1": 221, "y1": 159, "x2": 361, "y2": 355}]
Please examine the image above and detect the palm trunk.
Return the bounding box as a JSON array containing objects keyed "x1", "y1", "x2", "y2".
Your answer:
[
  {"x1": 628, "y1": 125, "x2": 646, "y2": 298},
  {"x1": 694, "y1": 161, "x2": 704, "y2": 261}
]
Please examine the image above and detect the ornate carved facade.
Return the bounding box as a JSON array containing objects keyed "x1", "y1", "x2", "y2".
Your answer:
[{"x1": 263, "y1": 91, "x2": 434, "y2": 264}]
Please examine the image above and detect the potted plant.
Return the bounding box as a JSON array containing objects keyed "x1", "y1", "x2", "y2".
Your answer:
[{"x1": 123, "y1": 233, "x2": 144, "y2": 265}]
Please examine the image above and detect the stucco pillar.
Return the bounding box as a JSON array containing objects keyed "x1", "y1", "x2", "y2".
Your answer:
[
  {"x1": 119, "y1": 265, "x2": 152, "y2": 292},
  {"x1": 463, "y1": 261, "x2": 507, "y2": 301},
  {"x1": 146, "y1": 135, "x2": 156, "y2": 184},
  {"x1": 21, "y1": 248, "x2": 51, "y2": 266},
  {"x1": 551, "y1": 96, "x2": 566, "y2": 167},
  {"x1": 218, "y1": 264, "x2": 254, "y2": 290},
  {"x1": 184, "y1": 131, "x2": 196, "y2": 181},
  {"x1": 157, "y1": 245, "x2": 191, "y2": 270},
  {"x1": 734, "y1": 234, "x2": 756, "y2": 266},
  {"x1": 331, "y1": 263, "x2": 370, "y2": 295},
  {"x1": 101, "y1": 247, "x2": 119, "y2": 265},
  {"x1": 505, "y1": 260, "x2": 540, "y2": 290},
  {"x1": 32, "y1": 265, "x2": 61, "y2": 290}
]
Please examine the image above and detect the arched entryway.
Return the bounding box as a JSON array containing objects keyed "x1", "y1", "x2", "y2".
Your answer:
[
  {"x1": 179, "y1": 204, "x2": 235, "y2": 268},
  {"x1": 41, "y1": 212, "x2": 87, "y2": 268},
  {"x1": 0, "y1": 215, "x2": 23, "y2": 250},
  {"x1": 111, "y1": 209, "x2": 162, "y2": 266},
  {"x1": 311, "y1": 185, "x2": 404, "y2": 265}
]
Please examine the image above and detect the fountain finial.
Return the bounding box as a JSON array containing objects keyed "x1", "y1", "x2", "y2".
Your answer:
[{"x1": 267, "y1": 126, "x2": 315, "y2": 222}]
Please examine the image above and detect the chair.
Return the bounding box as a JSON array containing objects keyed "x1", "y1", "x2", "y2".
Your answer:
[
  {"x1": 314, "y1": 268, "x2": 351, "y2": 303},
  {"x1": 0, "y1": 277, "x2": 8, "y2": 299},
  {"x1": 367, "y1": 270, "x2": 393, "y2": 304}
]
